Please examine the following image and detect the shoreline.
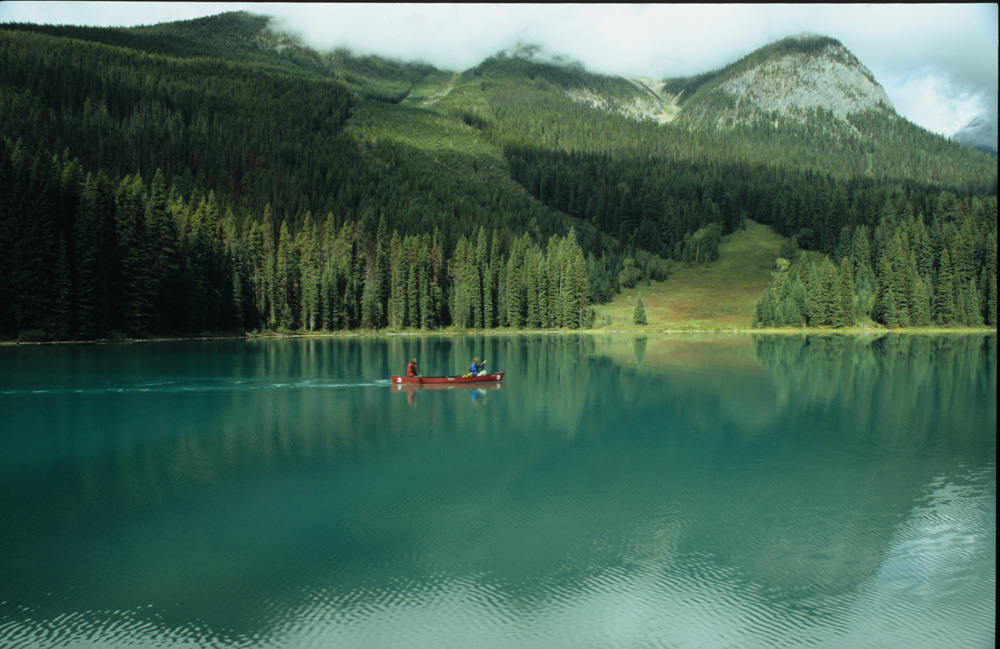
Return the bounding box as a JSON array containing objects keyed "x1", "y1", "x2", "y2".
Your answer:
[{"x1": 2, "y1": 325, "x2": 996, "y2": 346}]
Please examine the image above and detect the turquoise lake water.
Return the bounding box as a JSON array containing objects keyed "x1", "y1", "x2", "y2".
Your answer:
[{"x1": 0, "y1": 334, "x2": 995, "y2": 648}]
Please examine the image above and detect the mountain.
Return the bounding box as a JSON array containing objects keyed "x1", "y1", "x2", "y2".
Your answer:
[
  {"x1": 952, "y1": 114, "x2": 998, "y2": 156},
  {"x1": 0, "y1": 13, "x2": 996, "y2": 340},
  {"x1": 667, "y1": 35, "x2": 895, "y2": 130}
]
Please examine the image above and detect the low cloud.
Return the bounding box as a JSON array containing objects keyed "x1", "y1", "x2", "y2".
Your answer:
[
  {"x1": 2, "y1": 3, "x2": 996, "y2": 139},
  {"x1": 269, "y1": 3, "x2": 999, "y2": 138}
]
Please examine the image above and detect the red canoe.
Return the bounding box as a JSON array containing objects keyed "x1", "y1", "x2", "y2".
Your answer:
[{"x1": 390, "y1": 373, "x2": 504, "y2": 385}]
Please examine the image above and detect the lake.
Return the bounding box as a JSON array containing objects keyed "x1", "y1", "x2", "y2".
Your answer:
[{"x1": 0, "y1": 334, "x2": 995, "y2": 649}]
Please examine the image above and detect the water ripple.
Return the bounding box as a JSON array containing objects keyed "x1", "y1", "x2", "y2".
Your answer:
[{"x1": 0, "y1": 378, "x2": 392, "y2": 396}]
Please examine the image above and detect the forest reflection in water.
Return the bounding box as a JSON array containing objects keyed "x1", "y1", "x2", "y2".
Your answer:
[{"x1": 0, "y1": 333, "x2": 994, "y2": 648}]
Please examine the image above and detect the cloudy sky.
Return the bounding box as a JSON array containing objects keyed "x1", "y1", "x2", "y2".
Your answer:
[{"x1": 2, "y1": 3, "x2": 996, "y2": 139}]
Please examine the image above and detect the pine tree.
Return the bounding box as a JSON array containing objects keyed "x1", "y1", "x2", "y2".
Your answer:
[
  {"x1": 147, "y1": 170, "x2": 179, "y2": 333},
  {"x1": 297, "y1": 213, "x2": 320, "y2": 331},
  {"x1": 73, "y1": 171, "x2": 115, "y2": 339},
  {"x1": 50, "y1": 234, "x2": 74, "y2": 340},
  {"x1": 633, "y1": 293, "x2": 647, "y2": 326},
  {"x1": 964, "y1": 279, "x2": 983, "y2": 327},
  {"x1": 838, "y1": 257, "x2": 855, "y2": 327},
  {"x1": 821, "y1": 257, "x2": 845, "y2": 327},
  {"x1": 406, "y1": 252, "x2": 420, "y2": 328},
  {"x1": 754, "y1": 288, "x2": 776, "y2": 328},
  {"x1": 115, "y1": 174, "x2": 155, "y2": 336},
  {"x1": 387, "y1": 230, "x2": 404, "y2": 329},
  {"x1": 806, "y1": 262, "x2": 825, "y2": 326},
  {"x1": 934, "y1": 248, "x2": 957, "y2": 326},
  {"x1": 276, "y1": 219, "x2": 297, "y2": 330},
  {"x1": 911, "y1": 277, "x2": 932, "y2": 327},
  {"x1": 525, "y1": 252, "x2": 541, "y2": 328},
  {"x1": 505, "y1": 234, "x2": 527, "y2": 328},
  {"x1": 986, "y1": 270, "x2": 998, "y2": 327},
  {"x1": 449, "y1": 236, "x2": 470, "y2": 328}
]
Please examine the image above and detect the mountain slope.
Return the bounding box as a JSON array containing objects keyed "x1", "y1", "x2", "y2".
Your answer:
[
  {"x1": 671, "y1": 35, "x2": 894, "y2": 130},
  {"x1": 0, "y1": 14, "x2": 995, "y2": 340}
]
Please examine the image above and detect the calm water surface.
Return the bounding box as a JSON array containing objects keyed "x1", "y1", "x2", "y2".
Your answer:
[{"x1": 0, "y1": 334, "x2": 995, "y2": 648}]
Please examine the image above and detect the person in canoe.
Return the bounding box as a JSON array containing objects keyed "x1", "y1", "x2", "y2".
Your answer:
[
  {"x1": 470, "y1": 357, "x2": 487, "y2": 376},
  {"x1": 407, "y1": 358, "x2": 420, "y2": 377}
]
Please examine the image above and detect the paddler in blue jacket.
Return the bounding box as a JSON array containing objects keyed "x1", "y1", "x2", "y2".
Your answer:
[{"x1": 470, "y1": 358, "x2": 487, "y2": 376}]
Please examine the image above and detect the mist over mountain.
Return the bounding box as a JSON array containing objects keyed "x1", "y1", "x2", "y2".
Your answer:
[{"x1": 952, "y1": 114, "x2": 998, "y2": 156}]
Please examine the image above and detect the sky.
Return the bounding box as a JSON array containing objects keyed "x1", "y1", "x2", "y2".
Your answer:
[{"x1": 1, "y1": 3, "x2": 996, "y2": 140}]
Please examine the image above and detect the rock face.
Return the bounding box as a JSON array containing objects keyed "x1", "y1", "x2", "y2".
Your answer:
[
  {"x1": 719, "y1": 41, "x2": 894, "y2": 120},
  {"x1": 551, "y1": 36, "x2": 901, "y2": 133},
  {"x1": 674, "y1": 36, "x2": 897, "y2": 131}
]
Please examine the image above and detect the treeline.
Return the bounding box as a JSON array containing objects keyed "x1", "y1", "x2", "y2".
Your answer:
[
  {"x1": 501, "y1": 142, "x2": 995, "y2": 272},
  {"x1": 0, "y1": 142, "x2": 600, "y2": 340},
  {"x1": 0, "y1": 26, "x2": 352, "y2": 222},
  {"x1": 0, "y1": 24, "x2": 608, "y2": 252},
  {"x1": 453, "y1": 53, "x2": 996, "y2": 268},
  {"x1": 754, "y1": 193, "x2": 998, "y2": 328},
  {"x1": 2, "y1": 17, "x2": 997, "y2": 339}
]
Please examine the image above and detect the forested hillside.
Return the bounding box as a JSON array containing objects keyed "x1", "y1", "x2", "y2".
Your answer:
[{"x1": 0, "y1": 13, "x2": 995, "y2": 340}]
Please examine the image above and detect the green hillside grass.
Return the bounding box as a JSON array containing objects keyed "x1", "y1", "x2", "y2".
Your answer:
[{"x1": 593, "y1": 220, "x2": 784, "y2": 330}]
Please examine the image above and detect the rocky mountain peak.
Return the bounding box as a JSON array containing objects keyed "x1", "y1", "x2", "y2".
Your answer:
[
  {"x1": 674, "y1": 35, "x2": 897, "y2": 131},
  {"x1": 720, "y1": 37, "x2": 894, "y2": 119}
]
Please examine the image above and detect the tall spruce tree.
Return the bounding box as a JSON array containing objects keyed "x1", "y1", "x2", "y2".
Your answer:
[
  {"x1": 934, "y1": 248, "x2": 957, "y2": 326},
  {"x1": 633, "y1": 293, "x2": 647, "y2": 326},
  {"x1": 838, "y1": 257, "x2": 855, "y2": 327}
]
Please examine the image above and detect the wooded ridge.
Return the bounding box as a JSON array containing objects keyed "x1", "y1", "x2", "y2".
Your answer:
[{"x1": 0, "y1": 12, "x2": 995, "y2": 341}]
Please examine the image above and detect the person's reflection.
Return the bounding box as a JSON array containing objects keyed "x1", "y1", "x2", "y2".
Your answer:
[{"x1": 407, "y1": 389, "x2": 417, "y2": 406}]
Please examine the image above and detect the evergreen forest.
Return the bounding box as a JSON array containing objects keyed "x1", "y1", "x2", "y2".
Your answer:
[{"x1": 0, "y1": 12, "x2": 996, "y2": 341}]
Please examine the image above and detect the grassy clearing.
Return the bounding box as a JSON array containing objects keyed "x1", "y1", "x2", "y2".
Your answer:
[
  {"x1": 590, "y1": 220, "x2": 996, "y2": 334},
  {"x1": 402, "y1": 69, "x2": 459, "y2": 107},
  {"x1": 593, "y1": 220, "x2": 782, "y2": 330}
]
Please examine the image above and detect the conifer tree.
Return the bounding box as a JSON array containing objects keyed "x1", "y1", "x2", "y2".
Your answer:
[
  {"x1": 297, "y1": 213, "x2": 320, "y2": 330},
  {"x1": 406, "y1": 248, "x2": 420, "y2": 328},
  {"x1": 633, "y1": 293, "x2": 647, "y2": 326},
  {"x1": 147, "y1": 170, "x2": 179, "y2": 332},
  {"x1": 838, "y1": 257, "x2": 855, "y2": 327},
  {"x1": 754, "y1": 288, "x2": 776, "y2": 328},
  {"x1": 911, "y1": 276, "x2": 932, "y2": 327},
  {"x1": 806, "y1": 262, "x2": 825, "y2": 326},
  {"x1": 986, "y1": 270, "x2": 998, "y2": 327},
  {"x1": 449, "y1": 236, "x2": 470, "y2": 328},
  {"x1": 821, "y1": 257, "x2": 845, "y2": 327},
  {"x1": 417, "y1": 242, "x2": 433, "y2": 329},
  {"x1": 50, "y1": 234, "x2": 74, "y2": 340},
  {"x1": 115, "y1": 174, "x2": 155, "y2": 335},
  {"x1": 934, "y1": 248, "x2": 956, "y2": 326},
  {"x1": 276, "y1": 219, "x2": 297, "y2": 330},
  {"x1": 505, "y1": 235, "x2": 527, "y2": 328},
  {"x1": 387, "y1": 230, "x2": 405, "y2": 329},
  {"x1": 73, "y1": 171, "x2": 115, "y2": 339},
  {"x1": 964, "y1": 279, "x2": 983, "y2": 327}
]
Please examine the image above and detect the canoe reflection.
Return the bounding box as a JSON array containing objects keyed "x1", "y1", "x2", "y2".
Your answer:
[
  {"x1": 394, "y1": 381, "x2": 504, "y2": 406},
  {"x1": 392, "y1": 382, "x2": 505, "y2": 392}
]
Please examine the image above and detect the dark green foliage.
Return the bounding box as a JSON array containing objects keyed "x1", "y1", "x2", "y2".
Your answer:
[
  {"x1": 1, "y1": 15, "x2": 996, "y2": 339},
  {"x1": 633, "y1": 294, "x2": 647, "y2": 326},
  {"x1": 934, "y1": 248, "x2": 957, "y2": 326},
  {"x1": 755, "y1": 192, "x2": 998, "y2": 329}
]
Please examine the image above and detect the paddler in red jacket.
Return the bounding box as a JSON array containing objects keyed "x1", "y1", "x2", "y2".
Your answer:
[{"x1": 407, "y1": 358, "x2": 419, "y2": 377}]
